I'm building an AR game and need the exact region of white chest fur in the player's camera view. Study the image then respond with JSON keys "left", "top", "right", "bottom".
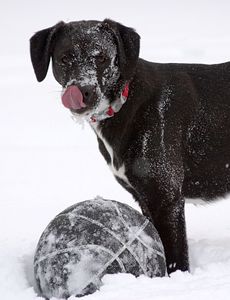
{"left": 91, "top": 123, "right": 132, "bottom": 188}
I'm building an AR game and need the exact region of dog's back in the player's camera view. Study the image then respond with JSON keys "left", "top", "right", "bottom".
{"left": 137, "top": 60, "right": 230, "bottom": 199}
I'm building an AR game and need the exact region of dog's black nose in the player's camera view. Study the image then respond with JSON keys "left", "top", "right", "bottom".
{"left": 80, "top": 85, "right": 96, "bottom": 105}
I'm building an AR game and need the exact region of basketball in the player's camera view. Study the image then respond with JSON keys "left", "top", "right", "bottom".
{"left": 34, "top": 197, "right": 166, "bottom": 298}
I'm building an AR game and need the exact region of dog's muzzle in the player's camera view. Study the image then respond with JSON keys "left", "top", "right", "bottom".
{"left": 62, "top": 85, "right": 96, "bottom": 111}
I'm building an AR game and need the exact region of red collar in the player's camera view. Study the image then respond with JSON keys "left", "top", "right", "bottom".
{"left": 90, "top": 83, "right": 129, "bottom": 123}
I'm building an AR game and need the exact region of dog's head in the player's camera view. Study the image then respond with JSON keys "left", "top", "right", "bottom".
{"left": 30, "top": 19, "right": 140, "bottom": 119}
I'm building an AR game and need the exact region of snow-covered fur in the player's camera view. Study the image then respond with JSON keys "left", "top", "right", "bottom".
{"left": 30, "top": 19, "right": 230, "bottom": 274}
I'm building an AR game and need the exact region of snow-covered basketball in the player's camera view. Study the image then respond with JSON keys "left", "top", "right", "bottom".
{"left": 34, "top": 197, "right": 166, "bottom": 298}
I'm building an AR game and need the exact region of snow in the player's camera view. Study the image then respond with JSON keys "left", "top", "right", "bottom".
{"left": 1, "top": 0, "right": 230, "bottom": 299}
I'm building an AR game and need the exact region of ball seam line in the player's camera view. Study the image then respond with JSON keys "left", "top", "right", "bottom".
{"left": 35, "top": 213, "right": 148, "bottom": 273}
{"left": 35, "top": 244, "right": 126, "bottom": 273}
{"left": 112, "top": 202, "right": 165, "bottom": 257}
{"left": 72, "top": 218, "right": 150, "bottom": 294}
{"left": 71, "top": 214, "right": 149, "bottom": 275}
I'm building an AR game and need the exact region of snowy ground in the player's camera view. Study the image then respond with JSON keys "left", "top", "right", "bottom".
{"left": 1, "top": 0, "right": 230, "bottom": 299}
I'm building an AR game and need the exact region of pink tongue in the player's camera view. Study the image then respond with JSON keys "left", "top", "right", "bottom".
{"left": 61, "top": 85, "right": 86, "bottom": 110}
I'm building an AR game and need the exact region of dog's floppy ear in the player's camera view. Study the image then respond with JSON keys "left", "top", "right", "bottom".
{"left": 102, "top": 19, "right": 140, "bottom": 81}
{"left": 30, "top": 22, "right": 64, "bottom": 82}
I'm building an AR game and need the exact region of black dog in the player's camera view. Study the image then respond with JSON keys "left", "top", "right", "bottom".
{"left": 30, "top": 19, "right": 230, "bottom": 274}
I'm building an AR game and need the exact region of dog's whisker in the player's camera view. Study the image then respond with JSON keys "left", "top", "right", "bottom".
{"left": 51, "top": 90, "right": 62, "bottom": 93}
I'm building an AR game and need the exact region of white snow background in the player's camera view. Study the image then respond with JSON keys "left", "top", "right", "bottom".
{"left": 1, "top": 0, "right": 230, "bottom": 299}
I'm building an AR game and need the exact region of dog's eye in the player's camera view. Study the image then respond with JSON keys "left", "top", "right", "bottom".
{"left": 60, "top": 53, "right": 75, "bottom": 66}
{"left": 61, "top": 55, "right": 69, "bottom": 64}
{"left": 95, "top": 53, "right": 107, "bottom": 63}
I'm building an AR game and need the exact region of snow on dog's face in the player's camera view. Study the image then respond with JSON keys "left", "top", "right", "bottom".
{"left": 52, "top": 21, "right": 120, "bottom": 117}
{"left": 30, "top": 19, "right": 140, "bottom": 119}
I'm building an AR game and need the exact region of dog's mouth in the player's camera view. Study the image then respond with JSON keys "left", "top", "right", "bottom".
{"left": 61, "top": 85, "right": 87, "bottom": 113}
{"left": 61, "top": 83, "right": 116, "bottom": 122}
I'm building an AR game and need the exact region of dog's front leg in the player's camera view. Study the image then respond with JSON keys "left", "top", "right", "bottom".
{"left": 137, "top": 186, "right": 189, "bottom": 274}
{"left": 152, "top": 195, "right": 189, "bottom": 274}
{"left": 130, "top": 157, "right": 189, "bottom": 274}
